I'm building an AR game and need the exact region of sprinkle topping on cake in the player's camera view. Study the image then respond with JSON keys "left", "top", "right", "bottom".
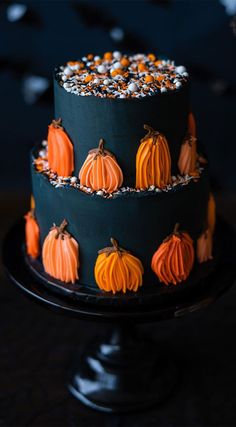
{"left": 56, "top": 52, "right": 189, "bottom": 99}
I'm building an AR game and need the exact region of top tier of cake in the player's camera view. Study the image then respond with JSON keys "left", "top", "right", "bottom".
{"left": 54, "top": 52, "right": 190, "bottom": 185}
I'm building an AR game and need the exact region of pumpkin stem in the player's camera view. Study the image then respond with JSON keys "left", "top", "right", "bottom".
{"left": 51, "top": 118, "right": 63, "bottom": 129}
{"left": 186, "top": 133, "right": 196, "bottom": 146}
{"left": 143, "top": 124, "right": 154, "bottom": 134}
{"left": 55, "top": 219, "right": 69, "bottom": 238}
{"left": 173, "top": 223, "right": 180, "bottom": 234}
{"left": 98, "top": 238, "right": 130, "bottom": 257}
{"left": 110, "top": 237, "right": 119, "bottom": 250}
{"left": 142, "top": 124, "right": 160, "bottom": 142}
{"left": 98, "top": 138, "right": 105, "bottom": 152}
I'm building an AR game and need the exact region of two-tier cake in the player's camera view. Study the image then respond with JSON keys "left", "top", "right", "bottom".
{"left": 24, "top": 52, "right": 215, "bottom": 296}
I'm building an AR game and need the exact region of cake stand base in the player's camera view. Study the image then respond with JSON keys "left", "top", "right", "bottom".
{"left": 68, "top": 323, "right": 176, "bottom": 413}
{"left": 2, "top": 219, "right": 236, "bottom": 413}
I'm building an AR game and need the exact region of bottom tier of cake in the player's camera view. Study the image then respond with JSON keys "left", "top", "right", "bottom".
{"left": 31, "top": 159, "right": 211, "bottom": 290}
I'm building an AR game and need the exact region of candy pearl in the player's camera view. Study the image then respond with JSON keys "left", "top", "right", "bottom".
{"left": 182, "top": 72, "right": 189, "bottom": 77}
{"left": 94, "top": 55, "right": 101, "bottom": 61}
{"left": 97, "top": 65, "right": 107, "bottom": 74}
{"left": 64, "top": 67, "right": 73, "bottom": 76}
{"left": 103, "top": 79, "right": 110, "bottom": 85}
{"left": 160, "top": 87, "right": 167, "bottom": 93}
{"left": 128, "top": 83, "right": 138, "bottom": 92}
{"left": 119, "top": 94, "right": 126, "bottom": 99}
{"left": 175, "top": 81, "right": 182, "bottom": 88}
{"left": 113, "top": 61, "right": 122, "bottom": 69}
{"left": 113, "top": 51, "right": 122, "bottom": 60}
{"left": 93, "top": 78, "right": 100, "bottom": 84}
{"left": 175, "top": 65, "right": 186, "bottom": 74}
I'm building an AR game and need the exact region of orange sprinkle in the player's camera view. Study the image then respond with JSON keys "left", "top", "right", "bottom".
{"left": 111, "top": 68, "right": 123, "bottom": 77}
{"left": 144, "top": 75, "right": 154, "bottom": 83}
{"left": 84, "top": 75, "right": 93, "bottom": 83}
{"left": 154, "top": 60, "right": 162, "bottom": 66}
{"left": 67, "top": 61, "right": 78, "bottom": 66}
{"left": 120, "top": 57, "right": 130, "bottom": 67}
{"left": 148, "top": 53, "right": 156, "bottom": 61}
{"left": 104, "top": 52, "right": 113, "bottom": 61}
{"left": 138, "top": 63, "right": 147, "bottom": 72}
{"left": 87, "top": 54, "right": 94, "bottom": 60}
{"left": 156, "top": 75, "right": 164, "bottom": 81}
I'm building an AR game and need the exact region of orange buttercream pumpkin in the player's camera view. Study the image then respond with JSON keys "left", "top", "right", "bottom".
{"left": 178, "top": 134, "right": 198, "bottom": 176}
{"left": 47, "top": 118, "right": 74, "bottom": 177}
{"left": 42, "top": 219, "right": 79, "bottom": 284}
{"left": 151, "top": 224, "right": 194, "bottom": 285}
{"left": 208, "top": 193, "right": 216, "bottom": 234}
{"left": 94, "top": 238, "right": 144, "bottom": 294}
{"left": 24, "top": 210, "right": 40, "bottom": 259}
{"left": 79, "top": 139, "right": 123, "bottom": 193}
{"left": 197, "top": 229, "right": 213, "bottom": 263}
{"left": 135, "top": 124, "right": 172, "bottom": 189}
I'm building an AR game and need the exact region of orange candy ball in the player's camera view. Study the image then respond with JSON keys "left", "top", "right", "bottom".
{"left": 84, "top": 75, "right": 93, "bottom": 83}
{"left": 144, "top": 75, "right": 154, "bottom": 83}
{"left": 104, "top": 52, "right": 113, "bottom": 61}
{"left": 120, "top": 57, "right": 130, "bottom": 67}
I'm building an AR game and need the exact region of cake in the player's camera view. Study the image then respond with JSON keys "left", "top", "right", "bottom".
{"left": 24, "top": 52, "right": 216, "bottom": 296}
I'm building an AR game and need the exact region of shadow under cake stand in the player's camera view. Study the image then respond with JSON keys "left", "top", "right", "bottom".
{"left": 3, "top": 218, "right": 236, "bottom": 414}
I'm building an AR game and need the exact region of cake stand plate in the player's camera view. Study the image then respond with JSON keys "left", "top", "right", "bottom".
{"left": 2, "top": 219, "right": 236, "bottom": 413}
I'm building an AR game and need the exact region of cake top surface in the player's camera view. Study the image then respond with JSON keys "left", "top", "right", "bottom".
{"left": 56, "top": 52, "right": 189, "bottom": 99}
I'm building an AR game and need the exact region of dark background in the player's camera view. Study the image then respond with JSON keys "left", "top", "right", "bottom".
{"left": 1, "top": 1, "right": 236, "bottom": 426}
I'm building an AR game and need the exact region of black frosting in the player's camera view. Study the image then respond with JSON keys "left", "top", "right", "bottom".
{"left": 54, "top": 74, "right": 190, "bottom": 185}
{"left": 32, "top": 162, "right": 210, "bottom": 289}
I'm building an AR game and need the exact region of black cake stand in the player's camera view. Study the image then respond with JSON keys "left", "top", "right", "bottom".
{"left": 2, "top": 218, "right": 236, "bottom": 414}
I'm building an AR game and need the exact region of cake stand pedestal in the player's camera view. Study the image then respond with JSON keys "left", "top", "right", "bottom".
{"left": 3, "top": 219, "right": 236, "bottom": 413}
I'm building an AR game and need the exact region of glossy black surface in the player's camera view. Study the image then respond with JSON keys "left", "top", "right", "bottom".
{"left": 68, "top": 324, "right": 177, "bottom": 413}
{"left": 54, "top": 75, "right": 189, "bottom": 183}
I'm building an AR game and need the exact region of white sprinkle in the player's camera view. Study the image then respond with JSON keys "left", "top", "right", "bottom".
{"left": 94, "top": 55, "right": 101, "bottom": 61}
{"left": 113, "top": 51, "right": 122, "bottom": 60}
{"left": 113, "top": 61, "right": 122, "bottom": 69}
{"left": 103, "top": 79, "right": 110, "bottom": 85}
{"left": 148, "top": 185, "right": 155, "bottom": 191}
{"left": 182, "top": 72, "right": 189, "bottom": 77}
{"left": 42, "top": 140, "right": 47, "bottom": 147}
{"left": 114, "top": 74, "right": 123, "bottom": 80}
{"left": 70, "top": 177, "right": 77, "bottom": 183}
{"left": 82, "top": 57, "right": 87, "bottom": 62}
{"left": 128, "top": 83, "right": 138, "bottom": 92}
{"left": 160, "top": 87, "right": 167, "bottom": 93}
{"left": 119, "top": 94, "right": 126, "bottom": 99}
{"left": 97, "top": 190, "right": 104, "bottom": 196}
{"left": 97, "top": 65, "right": 107, "bottom": 74}
{"left": 93, "top": 78, "right": 100, "bottom": 84}
{"left": 175, "top": 65, "right": 186, "bottom": 74}
{"left": 175, "top": 81, "right": 182, "bottom": 88}
{"left": 64, "top": 66, "right": 73, "bottom": 76}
